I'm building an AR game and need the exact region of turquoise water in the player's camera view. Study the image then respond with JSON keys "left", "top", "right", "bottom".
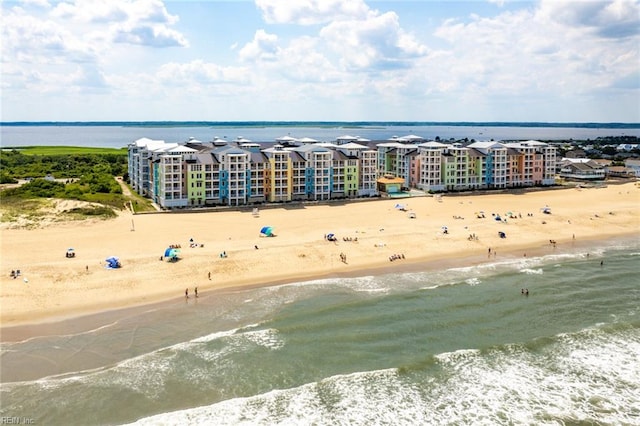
{"left": 1, "top": 237, "right": 639, "bottom": 425}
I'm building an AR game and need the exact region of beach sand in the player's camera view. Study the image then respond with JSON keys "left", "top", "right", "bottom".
{"left": 1, "top": 182, "right": 639, "bottom": 332}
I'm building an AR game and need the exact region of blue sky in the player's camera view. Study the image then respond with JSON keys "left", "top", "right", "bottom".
{"left": 1, "top": 0, "right": 639, "bottom": 122}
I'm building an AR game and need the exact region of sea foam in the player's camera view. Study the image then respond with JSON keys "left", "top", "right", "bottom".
{"left": 125, "top": 325, "right": 640, "bottom": 425}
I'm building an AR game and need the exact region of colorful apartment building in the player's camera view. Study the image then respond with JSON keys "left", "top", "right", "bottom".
{"left": 128, "top": 137, "right": 380, "bottom": 208}
{"left": 128, "top": 136, "right": 556, "bottom": 208}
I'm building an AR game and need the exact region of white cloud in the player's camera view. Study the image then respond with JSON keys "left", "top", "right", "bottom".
{"left": 51, "top": 0, "right": 177, "bottom": 25}
{"left": 1, "top": 0, "right": 189, "bottom": 99}
{"left": 112, "top": 23, "right": 188, "bottom": 48}
{"left": 51, "top": 0, "right": 127, "bottom": 23}
{"left": 255, "top": 0, "right": 369, "bottom": 25}
{"left": 426, "top": 3, "right": 639, "bottom": 102}
{"left": 320, "top": 11, "right": 428, "bottom": 71}
{"left": 50, "top": 0, "right": 188, "bottom": 47}
{"left": 252, "top": 0, "right": 428, "bottom": 73}
{"left": 20, "top": 0, "right": 51, "bottom": 8}
{"left": 156, "top": 60, "right": 251, "bottom": 87}
{"left": 273, "top": 37, "right": 341, "bottom": 83}
{"left": 239, "top": 30, "right": 280, "bottom": 62}
{"left": 2, "top": 7, "right": 98, "bottom": 66}
{"left": 2, "top": 0, "right": 638, "bottom": 121}
{"left": 538, "top": 0, "right": 640, "bottom": 38}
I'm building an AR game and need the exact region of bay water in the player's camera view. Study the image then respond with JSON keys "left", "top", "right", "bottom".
{"left": 1, "top": 236, "right": 639, "bottom": 425}
{"left": 2, "top": 122, "right": 639, "bottom": 149}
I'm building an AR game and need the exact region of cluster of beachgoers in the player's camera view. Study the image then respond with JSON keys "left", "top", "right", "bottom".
{"left": 1, "top": 182, "right": 638, "bottom": 332}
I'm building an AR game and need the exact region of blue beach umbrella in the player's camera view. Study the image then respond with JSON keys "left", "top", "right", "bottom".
{"left": 260, "top": 226, "right": 275, "bottom": 237}
{"left": 105, "top": 256, "right": 121, "bottom": 269}
{"left": 164, "top": 248, "right": 180, "bottom": 259}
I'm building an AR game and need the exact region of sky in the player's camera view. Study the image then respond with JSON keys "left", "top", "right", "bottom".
{"left": 1, "top": 0, "right": 639, "bottom": 123}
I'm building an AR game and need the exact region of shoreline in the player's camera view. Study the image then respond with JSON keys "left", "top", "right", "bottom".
{"left": 1, "top": 233, "right": 637, "bottom": 343}
{"left": 1, "top": 182, "right": 638, "bottom": 338}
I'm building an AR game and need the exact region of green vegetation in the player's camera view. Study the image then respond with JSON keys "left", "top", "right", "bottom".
{"left": 0, "top": 146, "right": 155, "bottom": 224}
{"left": 123, "top": 183, "right": 159, "bottom": 214}
{"left": 5, "top": 146, "right": 129, "bottom": 156}
{"left": 0, "top": 146, "right": 128, "bottom": 180}
{"left": 1, "top": 177, "right": 125, "bottom": 210}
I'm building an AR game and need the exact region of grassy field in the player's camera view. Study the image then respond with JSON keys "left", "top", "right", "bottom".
{"left": 3, "top": 146, "right": 128, "bottom": 155}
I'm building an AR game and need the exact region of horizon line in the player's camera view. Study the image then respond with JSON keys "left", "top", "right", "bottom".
{"left": 2, "top": 120, "right": 639, "bottom": 127}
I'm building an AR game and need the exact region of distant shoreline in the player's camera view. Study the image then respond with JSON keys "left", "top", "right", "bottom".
{"left": 2, "top": 121, "right": 640, "bottom": 129}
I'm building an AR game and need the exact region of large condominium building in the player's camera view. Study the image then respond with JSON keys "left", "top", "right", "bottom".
{"left": 128, "top": 136, "right": 556, "bottom": 209}
{"left": 128, "top": 137, "right": 380, "bottom": 208}
{"left": 411, "top": 140, "right": 556, "bottom": 192}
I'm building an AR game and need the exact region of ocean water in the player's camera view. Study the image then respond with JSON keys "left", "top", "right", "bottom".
{"left": 1, "top": 122, "right": 639, "bottom": 149}
{"left": 1, "top": 237, "right": 639, "bottom": 425}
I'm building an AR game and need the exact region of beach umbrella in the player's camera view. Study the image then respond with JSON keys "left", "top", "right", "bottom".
{"left": 260, "top": 226, "right": 275, "bottom": 237}
{"left": 105, "top": 256, "right": 121, "bottom": 269}
{"left": 164, "top": 248, "right": 180, "bottom": 259}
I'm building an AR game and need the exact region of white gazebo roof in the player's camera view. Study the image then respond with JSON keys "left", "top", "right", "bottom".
{"left": 418, "top": 141, "right": 448, "bottom": 148}
{"left": 336, "top": 135, "right": 359, "bottom": 141}
{"left": 339, "top": 142, "right": 369, "bottom": 149}
{"left": 167, "top": 145, "right": 198, "bottom": 153}
{"left": 298, "top": 137, "right": 319, "bottom": 143}
{"left": 133, "top": 137, "right": 165, "bottom": 147}
{"left": 468, "top": 141, "right": 506, "bottom": 149}
{"left": 150, "top": 143, "right": 179, "bottom": 152}
{"left": 397, "top": 134, "right": 425, "bottom": 142}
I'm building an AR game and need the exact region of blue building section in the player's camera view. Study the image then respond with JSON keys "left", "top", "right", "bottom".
{"left": 305, "top": 167, "right": 315, "bottom": 196}
{"left": 246, "top": 169, "right": 252, "bottom": 197}
{"left": 485, "top": 154, "right": 494, "bottom": 186}
{"left": 219, "top": 170, "right": 229, "bottom": 201}
{"left": 329, "top": 167, "right": 334, "bottom": 191}
{"left": 153, "top": 164, "right": 159, "bottom": 203}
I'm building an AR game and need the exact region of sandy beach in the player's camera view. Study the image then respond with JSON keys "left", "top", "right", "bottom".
{"left": 1, "top": 182, "right": 639, "bottom": 330}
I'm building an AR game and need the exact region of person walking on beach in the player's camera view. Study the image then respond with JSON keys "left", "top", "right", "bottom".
{"left": 185, "top": 288, "right": 189, "bottom": 299}
{"left": 195, "top": 287, "right": 198, "bottom": 298}
{"left": 208, "top": 271, "right": 211, "bottom": 280}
